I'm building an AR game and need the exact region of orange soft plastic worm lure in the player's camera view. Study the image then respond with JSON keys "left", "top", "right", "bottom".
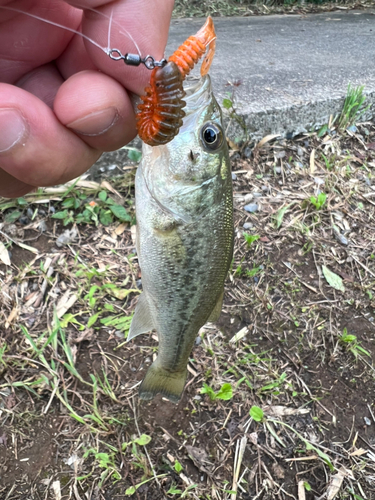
{"left": 136, "top": 17, "right": 216, "bottom": 147}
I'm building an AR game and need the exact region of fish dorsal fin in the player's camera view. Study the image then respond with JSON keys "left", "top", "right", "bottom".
{"left": 128, "top": 293, "right": 154, "bottom": 341}
{"left": 207, "top": 289, "right": 224, "bottom": 323}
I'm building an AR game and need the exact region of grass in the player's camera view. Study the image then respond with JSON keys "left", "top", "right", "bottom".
{"left": 0, "top": 122, "right": 375, "bottom": 498}
{"left": 172, "top": 0, "right": 364, "bottom": 17}
{"left": 337, "top": 83, "right": 370, "bottom": 131}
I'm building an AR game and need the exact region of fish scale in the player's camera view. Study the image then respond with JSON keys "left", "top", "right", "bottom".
{"left": 128, "top": 75, "right": 233, "bottom": 403}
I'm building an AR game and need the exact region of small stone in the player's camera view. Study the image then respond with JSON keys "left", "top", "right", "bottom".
{"left": 231, "top": 173, "right": 237, "bottom": 181}
{"left": 49, "top": 206, "right": 55, "bottom": 214}
{"left": 56, "top": 228, "right": 78, "bottom": 247}
{"left": 334, "top": 232, "right": 349, "bottom": 246}
{"left": 38, "top": 220, "right": 48, "bottom": 232}
{"left": 347, "top": 125, "right": 357, "bottom": 133}
{"left": 243, "top": 193, "right": 254, "bottom": 203}
{"left": 274, "top": 167, "right": 282, "bottom": 174}
{"left": 364, "top": 417, "right": 371, "bottom": 426}
{"left": 297, "top": 147, "right": 304, "bottom": 157}
{"left": 314, "top": 177, "right": 325, "bottom": 185}
{"left": 243, "top": 222, "right": 254, "bottom": 229}
{"left": 195, "top": 336, "right": 201, "bottom": 346}
{"left": 19, "top": 216, "right": 29, "bottom": 225}
{"left": 244, "top": 203, "right": 259, "bottom": 213}
{"left": 276, "top": 150, "right": 286, "bottom": 159}
{"left": 136, "top": 279, "right": 142, "bottom": 290}
{"left": 295, "top": 161, "right": 304, "bottom": 169}
{"left": 243, "top": 147, "right": 252, "bottom": 158}
{"left": 27, "top": 208, "right": 34, "bottom": 219}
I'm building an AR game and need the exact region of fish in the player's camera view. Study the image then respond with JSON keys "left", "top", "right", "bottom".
{"left": 128, "top": 73, "right": 234, "bottom": 403}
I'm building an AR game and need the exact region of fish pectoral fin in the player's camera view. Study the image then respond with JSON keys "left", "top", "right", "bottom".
{"left": 139, "top": 358, "right": 187, "bottom": 404}
{"left": 128, "top": 293, "right": 154, "bottom": 341}
{"left": 207, "top": 289, "right": 224, "bottom": 323}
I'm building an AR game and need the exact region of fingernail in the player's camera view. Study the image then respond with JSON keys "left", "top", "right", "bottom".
{"left": 0, "top": 108, "right": 27, "bottom": 153}
{"left": 67, "top": 107, "right": 119, "bottom": 136}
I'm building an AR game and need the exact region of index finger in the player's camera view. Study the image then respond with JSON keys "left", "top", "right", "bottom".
{"left": 58, "top": 0, "right": 174, "bottom": 96}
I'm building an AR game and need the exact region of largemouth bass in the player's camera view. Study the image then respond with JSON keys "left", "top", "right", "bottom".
{"left": 129, "top": 75, "right": 234, "bottom": 403}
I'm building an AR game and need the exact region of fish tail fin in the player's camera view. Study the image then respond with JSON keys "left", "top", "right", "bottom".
{"left": 139, "top": 358, "right": 187, "bottom": 404}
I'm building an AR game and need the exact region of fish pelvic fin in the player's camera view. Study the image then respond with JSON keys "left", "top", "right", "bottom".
{"left": 139, "top": 358, "right": 187, "bottom": 404}
{"left": 128, "top": 293, "right": 154, "bottom": 341}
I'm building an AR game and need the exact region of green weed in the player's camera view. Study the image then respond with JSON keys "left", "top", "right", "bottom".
{"left": 305, "top": 192, "right": 327, "bottom": 210}
{"left": 243, "top": 233, "right": 260, "bottom": 247}
{"left": 222, "top": 95, "right": 248, "bottom": 142}
{"left": 338, "top": 83, "right": 370, "bottom": 131}
{"left": 201, "top": 382, "right": 233, "bottom": 401}
{"left": 250, "top": 406, "right": 335, "bottom": 472}
{"left": 339, "top": 328, "right": 371, "bottom": 359}
{"left": 249, "top": 405, "right": 264, "bottom": 422}
{"left": 174, "top": 460, "right": 183, "bottom": 473}
{"left": 83, "top": 449, "right": 121, "bottom": 486}
{"left": 52, "top": 189, "right": 132, "bottom": 226}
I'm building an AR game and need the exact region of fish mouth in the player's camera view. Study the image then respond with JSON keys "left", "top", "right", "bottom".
{"left": 182, "top": 75, "right": 213, "bottom": 117}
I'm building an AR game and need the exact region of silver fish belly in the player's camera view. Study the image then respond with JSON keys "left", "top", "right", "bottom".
{"left": 128, "top": 75, "right": 234, "bottom": 403}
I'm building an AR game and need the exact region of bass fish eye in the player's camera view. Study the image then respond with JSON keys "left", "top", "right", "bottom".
{"left": 200, "top": 123, "right": 224, "bottom": 152}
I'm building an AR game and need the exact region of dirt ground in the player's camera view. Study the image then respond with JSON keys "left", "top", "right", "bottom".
{"left": 0, "top": 120, "right": 375, "bottom": 499}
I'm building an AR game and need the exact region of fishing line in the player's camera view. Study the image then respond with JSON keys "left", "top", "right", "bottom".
{"left": 0, "top": 4, "right": 109, "bottom": 54}
{"left": 0, "top": 3, "right": 143, "bottom": 57}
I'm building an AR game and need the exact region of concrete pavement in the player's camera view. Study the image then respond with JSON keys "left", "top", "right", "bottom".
{"left": 90, "top": 9, "right": 375, "bottom": 178}
{"left": 168, "top": 9, "right": 375, "bottom": 140}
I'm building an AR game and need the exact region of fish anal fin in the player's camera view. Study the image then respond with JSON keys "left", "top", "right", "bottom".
{"left": 128, "top": 293, "right": 154, "bottom": 341}
{"left": 207, "top": 289, "right": 224, "bottom": 323}
{"left": 139, "top": 358, "right": 187, "bottom": 404}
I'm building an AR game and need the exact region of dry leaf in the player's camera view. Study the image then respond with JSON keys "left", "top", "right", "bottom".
{"left": 349, "top": 448, "right": 367, "bottom": 457}
{"left": 297, "top": 480, "right": 306, "bottom": 500}
{"left": 0, "top": 241, "right": 10, "bottom": 266}
{"left": 52, "top": 480, "right": 62, "bottom": 500}
{"left": 255, "top": 134, "right": 280, "bottom": 150}
{"left": 114, "top": 223, "right": 127, "bottom": 236}
{"left": 131, "top": 225, "right": 137, "bottom": 245}
{"left": 326, "top": 471, "right": 344, "bottom": 500}
{"left": 322, "top": 265, "right": 345, "bottom": 292}
{"left": 72, "top": 329, "right": 95, "bottom": 344}
{"left": 100, "top": 180, "right": 124, "bottom": 200}
{"left": 55, "top": 292, "right": 78, "bottom": 319}
{"left": 5, "top": 307, "right": 18, "bottom": 328}
{"left": 310, "top": 148, "right": 315, "bottom": 173}
{"left": 229, "top": 326, "right": 248, "bottom": 343}
{"left": 227, "top": 138, "right": 239, "bottom": 151}
{"left": 265, "top": 405, "right": 310, "bottom": 417}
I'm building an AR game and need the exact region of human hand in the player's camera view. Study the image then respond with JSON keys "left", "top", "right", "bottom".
{"left": 0, "top": 0, "right": 174, "bottom": 198}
